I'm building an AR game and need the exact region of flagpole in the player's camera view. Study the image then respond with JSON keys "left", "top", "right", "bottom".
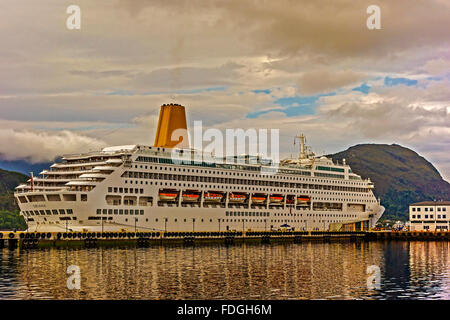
{"left": 30, "top": 172, "right": 34, "bottom": 192}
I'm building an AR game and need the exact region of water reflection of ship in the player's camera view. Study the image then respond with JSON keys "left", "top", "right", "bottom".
{"left": 7, "top": 242, "right": 392, "bottom": 299}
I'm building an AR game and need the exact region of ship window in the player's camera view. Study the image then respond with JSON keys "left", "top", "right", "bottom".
{"left": 108, "top": 209, "right": 112, "bottom": 215}
{"left": 119, "top": 209, "right": 123, "bottom": 215}
{"left": 67, "top": 209, "right": 73, "bottom": 214}
{"left": 140, "top": 210, "right": 144, "bottom": 215}
{"left": 103, "top": 209, "right": 107, "bottom": 214}
{"left": 52, "top": 210, "right": 58, "bottom": 215}
{"left": 63, "top": 194, "right": 76, "bottom": 201}
{"left": 114, "top": 209, "right": 118, "bottom": 215}
{"left": 81, "top": 194, "right": 87, "bottom": 201}
{"left": 108, "top": 187, "right": 112, "bottom": 192}
{"left": 47, "top": 194, "right": 61, "bottom": 202}
{"left": 125, "top": 210, "right": 129, "bottom": 215}
{"left": 59, "top": 209, "right": 65, "bottom": 215}
{"left": 30, "top": 195, "right": 46, "bottom": 202}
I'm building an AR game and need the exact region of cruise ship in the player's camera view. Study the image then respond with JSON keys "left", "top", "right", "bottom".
{"left": 14, "top": 104, "right": 384, "bottom": 233}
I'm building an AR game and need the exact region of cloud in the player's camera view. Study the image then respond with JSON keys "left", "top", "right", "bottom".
{"left": 131, "top": 62, "right": 245, "bottom": 91}
{"left": 423, "top": 58, "right": 450, "bottom": 76}
{"left": 0, "top": 0, "right": 449, "bottom": 180}
{"left": 0, "top": 129, "right": 106, "bottom": 163}
{"left": 298, "top": 70, "right": 366, "bottom": 95}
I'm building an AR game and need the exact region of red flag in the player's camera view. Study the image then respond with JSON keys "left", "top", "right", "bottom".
{"left": 30, "top": 172, "right": 34, "bottom": 191}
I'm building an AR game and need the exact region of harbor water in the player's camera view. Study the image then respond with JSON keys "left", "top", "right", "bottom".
{"left": 0, "top": 241, "right": 448, "bottom": 299}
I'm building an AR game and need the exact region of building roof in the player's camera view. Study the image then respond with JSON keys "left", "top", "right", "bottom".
{"left": 410, "top": 201, "right": 450, "bottom": 206}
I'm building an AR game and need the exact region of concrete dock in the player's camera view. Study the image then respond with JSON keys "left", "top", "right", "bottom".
{"left": 0, "top": 230, "right": 449, "bottom": 249}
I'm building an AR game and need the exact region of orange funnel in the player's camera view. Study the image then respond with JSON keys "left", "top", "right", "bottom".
{"left": 153, "top": 104, "right": 189, "bottom": 148}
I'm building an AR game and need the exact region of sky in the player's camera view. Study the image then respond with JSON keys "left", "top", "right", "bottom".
{"left": 0, "top": 0, "right": 449, "bottom": 180}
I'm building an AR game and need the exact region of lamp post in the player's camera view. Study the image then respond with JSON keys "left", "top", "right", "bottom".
{"left": 135, "top": 218, "right": 137, "bottom": 232}
{"left": 218, "top": 218, "right": 221, "bottom": 232}
{"left": 164, "top": 218, "right": 168, "bottom": 232}
{"left": 192, "top": 218, "right": 195, "bottom": 232}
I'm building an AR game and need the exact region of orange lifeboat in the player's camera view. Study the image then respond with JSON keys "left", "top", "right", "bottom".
{"left": 269, "top": 194, "right": 284, "bottom": 204}
{"left": 252, "top": 194, "right": 267, "bottom": 204}
{"left": 229, "top": 193, "right": 247, "bottom": 203}
{"left": 297, "top": 195, "right": 310, "bottom": 205}
{"left": 159, "top": 190, "right": 178, "bottom": 201}
{"left": 182, "top": 191, "right": 200, "bottom": 202}
{"left": 204, "top": 192, "right": 223, "bottom": 202}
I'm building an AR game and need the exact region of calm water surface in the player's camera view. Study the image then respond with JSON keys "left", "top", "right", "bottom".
{"left": 0, "top": 241, "right": 449, "bottom": 299}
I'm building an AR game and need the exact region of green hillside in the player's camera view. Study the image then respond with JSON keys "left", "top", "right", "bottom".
{"left": 331, "top": 144, "right": 450, "bottom": 220}
{"left": 0, "top": 168, "right": 28, "bottom": 230}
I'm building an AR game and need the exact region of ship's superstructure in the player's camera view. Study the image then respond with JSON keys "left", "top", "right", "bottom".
{"left": 14, "top": 104, "right": 384, "bottom": 232}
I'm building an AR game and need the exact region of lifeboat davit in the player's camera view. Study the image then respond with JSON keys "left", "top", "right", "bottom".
{"left": 204, "top": 192, "right": 223, "bottom": 202}
{"left": 182, "top": 192, "right": 200, "bottom": 202}
{"left": 297, "top": 195, "right": 310, "bottom": 205}
{"left": 229, "top": 193, "right": 246, "bottom": 203}
{"left": 269, "top": 194, "right": 284, "bottom": 204}
{"left": 251, "top": 194, "right": 267, "bottom": 204}
{"left": 286, "top": 195, "right": 295, "bottom": 204}
{"left": 159, "top": 190, "right": 178, "bottom": 201}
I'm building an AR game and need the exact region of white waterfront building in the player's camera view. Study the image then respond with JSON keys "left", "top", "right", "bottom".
{"left": 409, "top": 201, "right": 450, "bottom": 231}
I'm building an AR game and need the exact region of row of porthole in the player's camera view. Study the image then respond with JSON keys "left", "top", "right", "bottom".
{"left": 132, "top": 162, "right": 365, "bottom": 187}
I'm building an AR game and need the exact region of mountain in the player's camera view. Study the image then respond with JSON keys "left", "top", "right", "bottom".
{"left": 330, "top": 144, "right": 450, "bottom": 220}
{"left": 0, "top": 168, "right": 28, "bottom": 230}
{"left": 0, "top": 159, "right": 52, "bottom": 176}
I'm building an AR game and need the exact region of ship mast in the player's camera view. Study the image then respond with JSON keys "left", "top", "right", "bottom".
{"left": 294, "top": 134, "right": 307, "bottom": 160}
